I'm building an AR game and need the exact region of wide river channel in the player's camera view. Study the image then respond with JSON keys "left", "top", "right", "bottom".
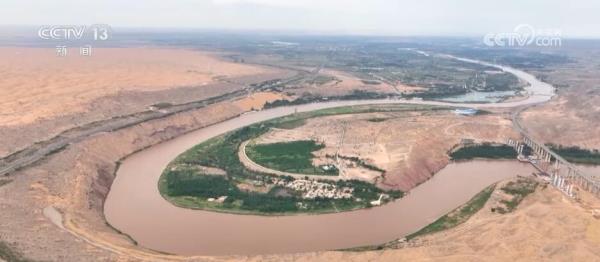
{"left": 104, "top": 55, "right": 556, "bottom": 255}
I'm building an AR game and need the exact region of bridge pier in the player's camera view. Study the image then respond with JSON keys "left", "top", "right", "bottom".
{"left": 508, "top": 138, "right": 525, "bottom": 155}
{"left": 517, "top": 141, "right": 523, "bottom": 154}
{"left": 569, "top": 184, "right": 574, "bottom": 196}
{"left": 540, "top": 150, "right": 545, "bottom": 161}
{"left": 517, "top": 137, "right": 598, "bottom": 199}
{"left": 584, "top": 180, "right": 590, "bottom": 191}
{"left": 559, "top": 176, "right": 563, "bottom": 188}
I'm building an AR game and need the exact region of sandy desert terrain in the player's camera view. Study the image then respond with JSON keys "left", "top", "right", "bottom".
{"left": 0, "top": 47, "right": 290, "bottom": 157}
{"left": 520, "top": 47, "right": 600, "bottom": 149}
{"left": 522, "top": 94, "right": 600, "bottom": 149}
{"left": 0, "top": 47, "right": 270, "bottom": 126}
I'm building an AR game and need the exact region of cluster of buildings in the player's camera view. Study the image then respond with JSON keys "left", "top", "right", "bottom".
{"left": 272, "top": 178, "right": 354, "bottom": 199}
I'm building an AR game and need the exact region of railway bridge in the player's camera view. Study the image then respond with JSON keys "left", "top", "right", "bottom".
{"left": 509, "top": 108, "right": 600, "bottom": 199}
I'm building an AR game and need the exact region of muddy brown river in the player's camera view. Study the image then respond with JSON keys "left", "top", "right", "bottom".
{"left": 104, "top": 55, "right": 554, "bottom": 255}
{"left": 103, "top": 100, "right": 538, "bottom": 255}
{"left": 106, "top": 153, "right": 533, "bottom": 255}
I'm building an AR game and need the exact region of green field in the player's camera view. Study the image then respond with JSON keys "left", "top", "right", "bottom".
{"left": 159, "top": 104, "right": 422, "bottom": 215}
{"left": 274, "top": 118, "right": 306, "bottom": 129}
{"left": 450, "top": 143, "right": 517, "bottom": 160}
{"left": 547, "top": 144, "right": 600, "bottom": 165}
{"left": 246, "top": 140, "right": 337, "bottom": 175}
{"left": 492, "top": 177, "right": 538, "bottom": 214}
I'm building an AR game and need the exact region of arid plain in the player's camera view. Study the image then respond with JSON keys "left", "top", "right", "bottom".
{"left": 0, "top": 47, "right": 288, "bottom": 157}
{"left": 1, "top": 42, "right": 599, "bottom": 262}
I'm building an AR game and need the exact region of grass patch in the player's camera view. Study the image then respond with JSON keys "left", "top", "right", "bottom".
{"left": 150, "top": 102, "right": 173, "bottom": 109}
{"left": 246, "top": 140, "right": 337, "bottom": 175}
{"left": 547, "top": 144, "right": 600, "bottom": 165}
{"left": 450, "top": 143, "right": 517, "bottom": 160}
{"left": 164, "top": 172, "right": 239, "bottom": 198}
{"left": 307, "top": 75, "right": 337, "bottom": 85}
{"left": 406, "top": 184, "right": 496, "bottom": 240}
{"left": 366, "top": 117, "right": 388, "bottom": 122}
{"left": 492, "top": 177, "right": 538, "bottom": 214}
{"left": 0, "top": 241, "right": 35, "bottom": 262}
{"left": 0, "top": 179, "right": 12, "bottom": 187}
{"left": 275, "top": 118, "right": 306, "bottom": 129}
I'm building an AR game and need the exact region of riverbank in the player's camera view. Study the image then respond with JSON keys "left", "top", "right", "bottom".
{"left": 343, "top": 176, "right": 540, "bottom": 251}
{"left": 111, "top": 142, "right": 535, "bottom": 256}
{"left": 341, "top": 183, "right": 497, "bottom": 251}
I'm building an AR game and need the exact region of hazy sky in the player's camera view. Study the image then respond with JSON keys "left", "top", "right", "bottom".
{"left": 2, "top": 0, "right": 599, "bottom": 37}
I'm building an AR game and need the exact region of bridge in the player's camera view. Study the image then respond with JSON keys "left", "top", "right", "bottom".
{"left": 510, "top": 106, "right": 600, "bottom": 199}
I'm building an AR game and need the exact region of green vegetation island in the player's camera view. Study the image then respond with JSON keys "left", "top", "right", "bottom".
{"left": 158, "top": 104, "right": 448, "bottom": 215}
{"left": 449, "top": 143, "right": 517, "bottom": 161}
